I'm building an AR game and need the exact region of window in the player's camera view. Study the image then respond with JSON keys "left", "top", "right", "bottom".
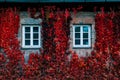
{"left": 73, "top": 25, "right": 91, "bottom": 48}
{"left": 22, "top": 25, "right": 41, "bottom": 48}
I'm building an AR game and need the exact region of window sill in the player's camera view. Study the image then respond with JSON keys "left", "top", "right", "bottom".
{"left": 21, "top": 46, "right": 41, "bottom": 50}
{"left": 72, "top": 46, "right": 92, "bottom": 49}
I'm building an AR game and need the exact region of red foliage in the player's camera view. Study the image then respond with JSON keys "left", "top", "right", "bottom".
{"left": 0, "top": 8, "right": 23, "bottom": 79}
{"left": 0, "top": 7, "right": 120, "bottom": 80}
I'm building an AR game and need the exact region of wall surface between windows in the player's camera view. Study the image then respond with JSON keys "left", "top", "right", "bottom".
{"left": 70, "top": 12, "right": 95, "bottom": 57}
{"left": 19, "top": 12, "right": 96, "bottom": 62}
{"left": 19, "top": 12, "right": 42, "bottom": 63}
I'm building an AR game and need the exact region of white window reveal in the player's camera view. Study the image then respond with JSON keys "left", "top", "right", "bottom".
{"left": 73, "top": 25, "right": 91, "bottom": 48}
{"left": 22, "top": 25, "right": 41, "bottom": 48}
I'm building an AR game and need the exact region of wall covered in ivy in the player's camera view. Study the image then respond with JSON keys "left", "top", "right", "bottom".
{"left": 0, "top": 7, "right": 120, "bottom": 79}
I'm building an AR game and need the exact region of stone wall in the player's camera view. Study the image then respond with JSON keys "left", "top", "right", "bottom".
{"left": 69, "top": 12, "right": 96, "bottom": 57}
{"left": 19, "top": 12, "right": 42, "bottom": 63}
{"left": 19, "top": 12, "right": 96, "bottom": 62}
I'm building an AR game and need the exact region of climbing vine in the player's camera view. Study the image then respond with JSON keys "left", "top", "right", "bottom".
{"left": 0, "top": 8, "right": 23, "bottom": 79}
{"left": 0, "top": 6, "right": 120, "bottom": 79}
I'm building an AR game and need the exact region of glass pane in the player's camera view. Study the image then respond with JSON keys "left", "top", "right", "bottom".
{"left": 33, "top": 33, "right": 38, "bottom": 39}
{"left": 83, "top": 39, "right": 88, "bottom": 45}
{"left": 25, "top": 33, "right": 30, "bottom": 39}
{"left": 75, "top": 33, "right": 80, "bottom": 38}
{"left": 33, "top": 40, "right": 39, "bottom": 45}
{"left": 25, "top": 40, "right": 30, "bottom": 45}
{"left": 83, "top": 26, "right": 88, "bottom": 32}
{"left": 83, "top": 33, "right": 88, "bottom": 38}
{"left": 33, "top": 27, "right": 38, "bottom": 32}
{"left": 75, "top": 27, "right": 80, "bottom": 32}
{"left": 75, "top": 39, "right": 80, "bottom": 45}
{"left": 25, "top": 27, "right": 30, "bottom": 32}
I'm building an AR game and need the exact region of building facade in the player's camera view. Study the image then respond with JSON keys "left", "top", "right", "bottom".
{"left": 0, "top": 0, "right": 120, "bottom": 62}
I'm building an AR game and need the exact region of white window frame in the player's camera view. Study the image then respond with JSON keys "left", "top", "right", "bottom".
{"left": 73, "top": 24, "right": 91, "bottom": 48}
{"left": 22, "top": 25, "right": 41, "bottom": 48}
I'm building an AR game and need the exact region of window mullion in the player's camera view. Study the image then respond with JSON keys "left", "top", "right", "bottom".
{"left": 81, "top": 26, "right": 83, "bottom": 47}
{"left": 31, "top": 26, "right": 33, "bottom": 47}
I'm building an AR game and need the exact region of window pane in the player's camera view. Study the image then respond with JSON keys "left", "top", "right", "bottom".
{"left": 83, "top": 39, "right": 88, "bottom": 45}
{"left": 25, "top": 27, "right": 30, "bottom": 32}
{"left": 83, "top": 26, "right": 88, "bottom": 32}
{"left": 25, "top": 40, "right": 30, "bottom": 45}
{"left": 33, "top": 27, "right": 38, "bottom": 32}
{"left": 75, "top": 27, "right": 80, "bottom": 32}
{"left": 75, "top": 33, "right": 80, "bottom": 38}
{"left": 33, "top": 33, "right": 38, "bottom": 39}
{"left": 25, "top": 33, "right": 30, "bottom": 39}
{"left": 83, "top": 33, "right": 88, "bottom": 38}
{"left": 33, "top": 40, "right": 39, "bottom": 45}
{"left": 75, "top": 39, "right": 80, "bottom": 45}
